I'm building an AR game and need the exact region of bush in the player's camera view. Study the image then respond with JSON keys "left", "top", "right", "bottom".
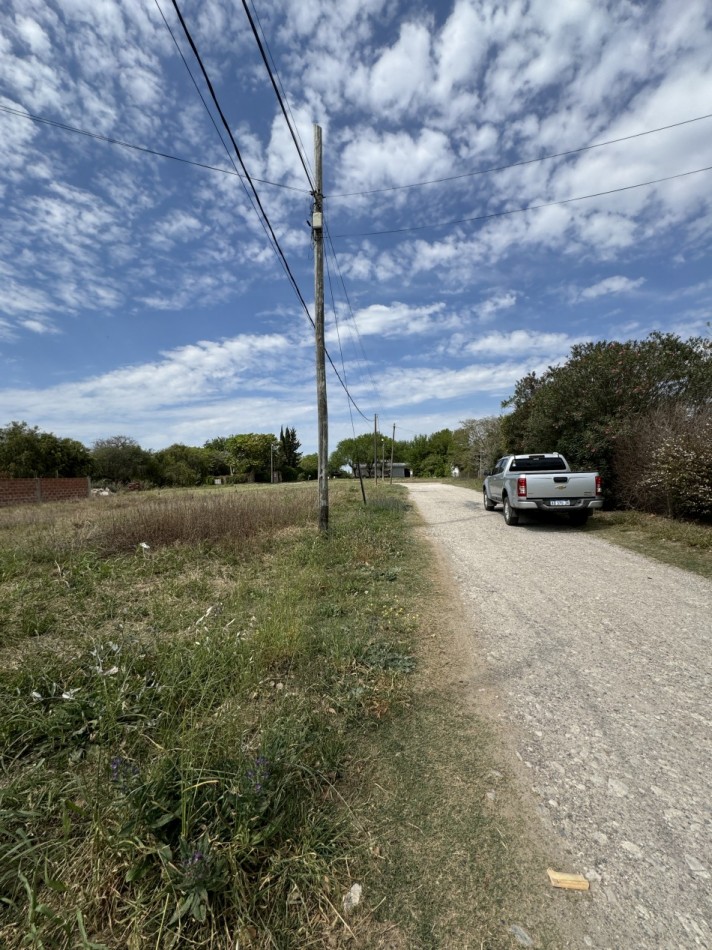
{"left": 614, "top": 404, "right": 712, "bottom": 520}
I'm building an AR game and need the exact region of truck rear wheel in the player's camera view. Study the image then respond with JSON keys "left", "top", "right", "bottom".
{"left": 503, "top": 494, "right": 519, "bottom": 526}
{"left": 568, "top": 510, "right": 590, "bottom": 527}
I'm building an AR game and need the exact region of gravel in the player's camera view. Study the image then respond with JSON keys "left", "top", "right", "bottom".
{"left": 406, "top": 482, "right": 712, "bottom": 950}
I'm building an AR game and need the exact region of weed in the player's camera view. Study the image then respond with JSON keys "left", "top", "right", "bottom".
{"left": 0, "top": 484, "right": 418, "bottom": 948}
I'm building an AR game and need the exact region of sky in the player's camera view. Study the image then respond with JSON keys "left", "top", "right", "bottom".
{"left": 1, "top": 0, "right": 711, "bottom": 454}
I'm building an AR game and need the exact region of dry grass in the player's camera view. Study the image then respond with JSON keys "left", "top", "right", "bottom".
{"left": 0, "top": 483, "right": 419, "bottom": 948}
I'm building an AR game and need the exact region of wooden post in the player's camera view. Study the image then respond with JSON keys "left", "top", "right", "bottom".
{"left": 390, "top": 423, "right": 396, "bottom": 484}
{"left": 373, "top": 414, "right": 378, "bottom": 484}
{"left": 313, "top": 124, "right": 328, "bottom": 533}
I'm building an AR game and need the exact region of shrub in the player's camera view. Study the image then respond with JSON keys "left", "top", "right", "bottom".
{"left": 613, "top": 404, "right": 712, "bottom": 520}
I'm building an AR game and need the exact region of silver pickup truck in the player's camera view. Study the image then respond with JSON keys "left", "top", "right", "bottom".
{"left": 483, "top": 453, "right": 603, "bottom": 526}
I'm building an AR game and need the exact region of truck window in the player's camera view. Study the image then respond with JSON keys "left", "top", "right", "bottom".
{"left": 509, "top": 456, "right": 567, "bottom": 472}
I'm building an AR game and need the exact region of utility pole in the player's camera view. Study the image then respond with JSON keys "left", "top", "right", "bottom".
{"left": 390, "top": 423, "right": 396, "bottom": 484}
{"left": 373, "top": 414, "right": 378, "bottom": 484}
{"left": 313, "top": 124, "right": 328, "bottom": 533}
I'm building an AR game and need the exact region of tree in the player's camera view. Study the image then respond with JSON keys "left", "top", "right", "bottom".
{"left": 203, "top": 437, "right": 233, "bottom": 477}
{"left": 92, "top": 436, "right": 151, "bottom": 483}
{"left": 401, "top": 429, "right": 455, "bottom": 477}
{"left": 298, "top": 453, "right": 319, "bottom": 480}
{"left": 154, "top": 444, "right": 210, "bottom": 487}
{"left": 0, "top": 421, "right": 92, "bottom": 477}
{"left": 329, "top": 433, "right": 378, "bottom": 475}
{"left": 279, "top": 426, "right": 302, "bottom": 468}
{"left": 500, "top": 332, "right": 712, "bottom": 506}
{"left": 455, "top": 417, "right": 505, "bottom": 476}
{"left": 226, "top": 433, "right": 277, "bottom": 482}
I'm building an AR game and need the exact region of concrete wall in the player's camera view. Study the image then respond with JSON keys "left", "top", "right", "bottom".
{"left": 0, "top": 477, "right": 91, "bottom": 508}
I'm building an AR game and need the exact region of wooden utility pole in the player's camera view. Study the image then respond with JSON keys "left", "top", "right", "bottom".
{"left": 373, "top": 414, "right": 378, "bottom": 484}
{"left": 313, "top": 124, "right": 328, "bottom": 533}
{"left": 390, "top": 423, "right": 396, "bottom": 484}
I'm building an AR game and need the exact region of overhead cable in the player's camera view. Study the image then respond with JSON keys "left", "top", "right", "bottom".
{"left": 0, "top": 103, "right": 307, "bottom": 193}
{"left": 326, "top": 112, "right": 712, "bottom": 198}
{"left": 240, "top": 0, "right": 315, "bottom": 192}
{"left": 324, "top": 221, "right": 382, "bottom": 415}
{"left": 248, "top": 0, "right": 314, "bottom": 183}
{"left": 333, "top": 164, "right": 712, "bottom": 238}
{"left": 167, "top": 0, "right": 309, "bottom": 314}
{"left": 165, "top": 0, "right": 369, "bottom": 422}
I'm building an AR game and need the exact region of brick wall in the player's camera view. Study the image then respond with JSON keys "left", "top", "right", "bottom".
{"left": 0, "top": 477, "right": 90, "bottom": 508}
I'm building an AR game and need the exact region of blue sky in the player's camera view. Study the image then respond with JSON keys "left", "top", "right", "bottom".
{"left": 1, "top": 0, "right": 711, "bottom": 453}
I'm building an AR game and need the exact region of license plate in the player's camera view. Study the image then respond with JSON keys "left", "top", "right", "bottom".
{"left": 550, "top": 499, "right": 570, "bottom": 506}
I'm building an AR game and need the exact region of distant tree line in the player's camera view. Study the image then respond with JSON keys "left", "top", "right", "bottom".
{"left": 3, "top": 332, "right": 709, "bottom": 519}
{"left": 498, "top": 331, "right": 712, "bottom": 520}
{"left": 332, "top": 330, "right": 712, "bottom": 522}
{"left": 0, "top": 423, "right": 310, "bottom": 487}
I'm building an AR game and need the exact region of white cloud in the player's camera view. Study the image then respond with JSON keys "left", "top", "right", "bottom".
{"left": 360, "top": 357, "right": 561, "bottom": 408}
{"left": 463, "top": 329, "right": 579, "bottom": 356}
{"left": 20, "top": 318, "right": 59, "bottom": 334}
{"left": 475, "top": 291, "right": 517, "bottom": 322}
{"left": 369, "top": 21, "right": 433, "bottom": 115}
{"left": 326, "top": 302, "right": 451, "bottom": 343}
{"left": 579, "top": 276, "right": 646, "bottom": 300}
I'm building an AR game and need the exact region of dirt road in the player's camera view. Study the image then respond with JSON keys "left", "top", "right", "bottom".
{"left": 406, "top": 482, "right": 712, "bottom": 950}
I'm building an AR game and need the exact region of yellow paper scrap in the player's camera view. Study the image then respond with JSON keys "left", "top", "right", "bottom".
{"left": 547, "top": 868, "right": 590, "bottom": 891}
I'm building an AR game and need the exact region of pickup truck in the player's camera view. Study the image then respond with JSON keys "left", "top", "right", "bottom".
{"left": 483, "top": 453, "right": 603, "bottom": 526}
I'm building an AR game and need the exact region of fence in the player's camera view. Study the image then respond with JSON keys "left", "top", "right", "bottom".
{"left": 0, "top": 477, "right": 91, "bottom": 508}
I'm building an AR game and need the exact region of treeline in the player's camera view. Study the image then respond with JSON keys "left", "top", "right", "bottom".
{"left": 334, "top": 331, "right": 711, "bottom": 522}
{"left": 499, "top": 331, "right": 712, "bottom": 520}
{"left": 0, "top": 424, "right": 314, "bottom": 487}
{"left": 330, "top": 428, "right": 460, "bottom": 478}
{"left": 4, "top": 332, "right": 709, "bottom": 518}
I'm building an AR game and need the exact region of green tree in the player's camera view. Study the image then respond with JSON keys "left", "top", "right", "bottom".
{"left": 329, "top": 433, "right": 378, "bottom": 475}
{"left": 92, "top": 435, "right": 151, "bottom": 483}
{"left": 0, "top": 421, "right": 92, "bottom": 477}
{"left": 279, "top": 426, "right": 302, "bottom": 468}
{"left": 226, "top": 433, "right": 277, "bottom": 482}
{"left": 401, "top": 429, "right": 455, "bottom": 476}
{"left": 154, "top": 444, "right": 210, "bottom": 487}
{"left": 203, "top": 437, "right": 233, "bottom": 476}
{"left": 298, "top": 453, "right": 319, "bottom": 480}
{"left": 500, "top": 332, "right": 712, "bottom": 504}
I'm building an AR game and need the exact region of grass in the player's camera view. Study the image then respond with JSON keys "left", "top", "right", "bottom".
{"left": 0, "top": 482, "right": 571, "bottom": 949}
{"left": 0, "top": 483, "right": 418, "bottom": 947}
{"left": 586, "top": 509, "right": 712, "bottom": 578}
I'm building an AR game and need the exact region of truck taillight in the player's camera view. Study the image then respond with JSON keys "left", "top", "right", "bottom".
{"left": 517, "top": 476, "right": 527, "bottom": 497}
{"left": 595, "top": 475, "right": 602, "bottom": 496}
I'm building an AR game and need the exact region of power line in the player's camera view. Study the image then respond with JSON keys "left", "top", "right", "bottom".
{"left": 167, "top": 0, "right": 310, "bottom": 315}
{"left": 0, "top": 103, "right": 308, "bottom": 193}
{"left": 248, "top": 0, "right": 314, "bottom": 183}
{"left": 333, "top": 164, "right": 712, "bottom": 239}
{"left": 325, "top": 243, "right": 359, "bottom": 440}
{"left": 166, "top": 0, "right": 369, "bottom": 422}
{"left": 324, "top": 220, "right": 383, "bottom": 415}
{"left": 326, "top": 112, "right": 712, "bottom": 198}
{"left": 240, "top": 0, "right": 314, "bottom": 192}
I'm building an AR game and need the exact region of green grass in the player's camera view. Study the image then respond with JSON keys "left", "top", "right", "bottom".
{"left": 586, "top": 509, "right": 712, "bottom": 578}
{"left": 0, "top": 482, "right": 572, "bottom": 949}
{"left": 0, "top": 483, "right": 421, "bottom": 948}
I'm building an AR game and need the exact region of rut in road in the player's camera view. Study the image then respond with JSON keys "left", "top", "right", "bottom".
{"left": 406, "top": 482, "right": 712, "bottom": 950}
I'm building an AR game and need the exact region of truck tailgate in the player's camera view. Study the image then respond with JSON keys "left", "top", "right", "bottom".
{"left": 523, "top": 473, "right": 597, "bottom": 500}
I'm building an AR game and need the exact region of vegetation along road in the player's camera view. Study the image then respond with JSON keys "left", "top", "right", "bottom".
{"left": 406, "top": 481, "right": 711, "bottom": 950}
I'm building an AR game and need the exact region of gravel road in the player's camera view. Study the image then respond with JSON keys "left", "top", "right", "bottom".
{"left": 406, "top": 482, "right": 712, "bottom": 950}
